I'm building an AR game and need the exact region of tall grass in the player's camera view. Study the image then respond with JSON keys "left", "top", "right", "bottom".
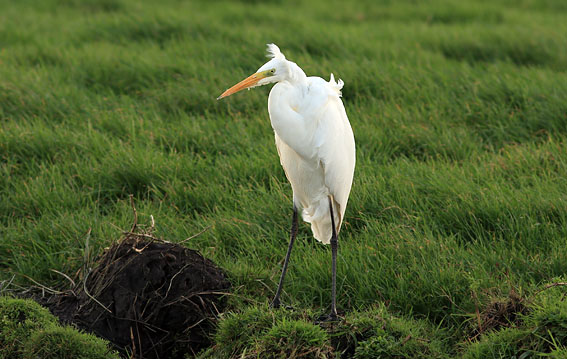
{"left": 1, "top": 0, "right": 567, "bottom": 356}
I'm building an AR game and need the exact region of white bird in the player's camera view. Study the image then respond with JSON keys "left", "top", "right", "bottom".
{"left": 218, "top": 44, "right": 355, "bottom": 321}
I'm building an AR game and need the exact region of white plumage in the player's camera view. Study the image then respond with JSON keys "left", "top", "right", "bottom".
{"left": 269, "top": 72, "right": 355, "bottom": 244}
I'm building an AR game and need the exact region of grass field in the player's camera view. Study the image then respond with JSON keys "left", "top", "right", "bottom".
{"left": 1, "top": 0, "right": 567, "bottom": 357}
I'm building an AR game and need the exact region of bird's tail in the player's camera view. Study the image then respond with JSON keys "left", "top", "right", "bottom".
{"left": 302, "top": 197, "right": 341, "bottom": 245}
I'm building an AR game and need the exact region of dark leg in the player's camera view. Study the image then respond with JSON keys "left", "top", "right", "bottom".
{"left": 316, "top": 197, "right": 340, "bottom": 324}
{"left": 271, "top": 206, "right": 298, "bottom": 309}
{"left": 328, "top": 197, "right": 338, "bottom": 320}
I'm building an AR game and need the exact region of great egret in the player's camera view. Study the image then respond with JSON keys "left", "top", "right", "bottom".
{"left": 218, "top": 44, "right": 355, "bottom": 321}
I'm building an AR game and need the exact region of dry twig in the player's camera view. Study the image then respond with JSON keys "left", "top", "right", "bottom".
{"left": 179, "top": 226, "right": 211, "bottom": 244}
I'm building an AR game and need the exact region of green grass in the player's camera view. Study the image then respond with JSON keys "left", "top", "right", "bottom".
{"left": 462, "top": 283, "right": 567, "bottom": 358}
{"left": 1, "top": 0, "right": 567, "bottom": 357}
{"left": 0, "top": 297, "right": 119, "bottom": 358}
{"left": 201, "top": 304, "right": 448, "bottom": 358}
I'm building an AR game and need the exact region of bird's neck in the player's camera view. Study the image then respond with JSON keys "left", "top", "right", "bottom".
{"left": 286, "top": 61, "right": 307, "bottom": 86}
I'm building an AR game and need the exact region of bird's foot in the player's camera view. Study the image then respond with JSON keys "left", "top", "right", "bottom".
{"left": 315, "top": 312, "right": 341, "bottom": 325}
{"left": 270, "top": 299, "right": 294, "bottom": 310}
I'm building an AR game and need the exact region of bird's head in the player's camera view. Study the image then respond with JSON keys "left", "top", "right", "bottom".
{"left": 217, "top": 44, "right": 289, "bottom": 100}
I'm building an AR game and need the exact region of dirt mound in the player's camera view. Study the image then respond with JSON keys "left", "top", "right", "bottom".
{"left": 39, "top": 232, "right": 230, "bottom": 359}
{"left": 469, "top": 290, "right": 527, "bottom": 341}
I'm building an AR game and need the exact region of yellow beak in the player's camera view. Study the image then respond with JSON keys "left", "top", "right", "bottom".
{"left": 217, "top": 71, "right": 269, "bottom": 100}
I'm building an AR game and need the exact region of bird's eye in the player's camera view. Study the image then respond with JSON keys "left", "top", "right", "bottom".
{"left": 270, "top": 69, "right": 276, "bottom": 73}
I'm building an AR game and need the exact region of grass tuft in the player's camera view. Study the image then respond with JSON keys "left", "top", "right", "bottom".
{"left": 203, "top": 305, "right": 448, "bottom": 358}
{"left": 0, "top": 297, "right": 57, "bottom": 358}
{"left": 23, "top": 326, "right": 120, "bottom": 359}
{"left": 0, "top": 297, "right": 118, "bottom": 359}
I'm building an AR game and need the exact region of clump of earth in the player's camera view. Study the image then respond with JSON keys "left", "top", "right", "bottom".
{"left": 37, "top": 232, "right": 231, "bottom": 359}
{"left": 468, "top": 290, "right": 527, "bottom": 341}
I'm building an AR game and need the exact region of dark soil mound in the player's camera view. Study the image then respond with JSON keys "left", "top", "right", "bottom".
{"left": 40, "top": 233, "right": 231, "bottom": 359}
{"left": 469, "top": 290, "right": 527, "bottom": 341}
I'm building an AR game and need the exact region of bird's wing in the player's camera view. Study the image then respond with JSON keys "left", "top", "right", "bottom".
{"left": 310, "top": 76, "right": 356, "bottom": 228}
